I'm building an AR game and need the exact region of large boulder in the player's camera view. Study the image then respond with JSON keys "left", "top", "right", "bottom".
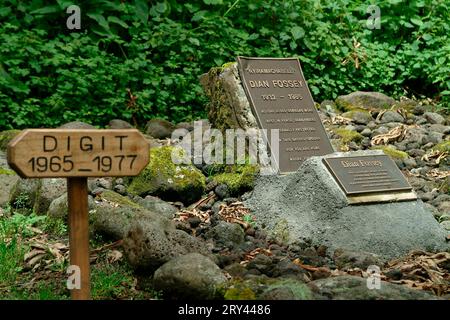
{"left": 123, "top": 214, "right": 211, "bottom": 272}
{"left": 9, "top": 178, "right": 41, "bottom": 211}
{"left": 33, "top": 178, "right": 66, "bottom": 215}
{"left": 108, "top": 119, "right": 133, "bottom": 129}
{"left": 128, "top": 146, "right": 206, "bottom": 205}
{"left": 48, "top": 193, "right": 96, "bottom": 220}
{"left": 335, "top": 91, "right": 395, "bottom": 111}
{"left": 90, "top": 190, "right": 150, "bottom": 240}
{"left": 244, "top": 150, "right": 449, "bottom": 259}
{"left": 309, "top": 276, "right": 438, "bottom": 300}
{"left": 153, "top": 253, "right": 227, "bottom": 299}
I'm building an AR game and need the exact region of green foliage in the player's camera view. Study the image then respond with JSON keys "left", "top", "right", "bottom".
{"left": 0, "top": 0, "right": 448, "bottom": 129}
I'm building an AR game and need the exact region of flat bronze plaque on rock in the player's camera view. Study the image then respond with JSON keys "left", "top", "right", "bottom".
{"left": 237, "top": 56, "right": 333, "bottom": 174}
{"left": 323, "top": 155, "right": 413, "bottom": 196}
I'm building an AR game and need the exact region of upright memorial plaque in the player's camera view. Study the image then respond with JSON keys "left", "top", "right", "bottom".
{"left": 237, "top": 56, "right": 333, "bottom": 173}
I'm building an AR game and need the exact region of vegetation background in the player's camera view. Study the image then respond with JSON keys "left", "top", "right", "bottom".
{"left": 0, "top": 0, "right": 448, "bottom": 129}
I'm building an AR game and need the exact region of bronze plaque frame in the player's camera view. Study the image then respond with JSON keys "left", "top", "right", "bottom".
{"left": 237, "top": 56, "right": 333, "bottom": 174}
{"left": 323, "top": 155, "right": 413, "bottom": 196}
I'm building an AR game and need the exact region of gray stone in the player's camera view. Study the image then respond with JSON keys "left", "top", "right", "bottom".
{"left": 335, "top": 92, "right": 395, "bottom": 111}
{"left": 0, "top": 172, "right": 19, "bottom": 207}
{"left": 380, "top": 111, "right": 404, "bottom": 124}
{"left": 123, "top": 214, "right": 211, "bottom": 272}
{"left": 413, "top": 105, "right": 426, "bottom": 115}
{"left": 136, "top": 195, "right": 178, "bottom": 219}
{"left": 153, "top": 253, "right": 226, "bottom": 299}
{"left": 58, "top": 121, "right": 94, "bottom": 129}
{"left": 260, "top": 279, "right": 313, "bottom": 300}
{"left": 429, "top": 124, "right": 450, "bottom": 134}
{"left": 350, "top": 111, "right": 373, "bottom": 125}
{"left": 215, "top": 183, "right": 231, "bottom": 200}
{"left": 309, "top": 276, "right": 439, "bottom": 300}
{"left": 108, "top": 119, "right": 133, "bottom": 129}
{"left": 113, "top": 184, "right": 127, "bottom": 195}
{"left": 244, "top": 151, "right": 449, "bottom": 259}
{"left": 424, "top": 112, "right": 445, "bottom": 125}
{"left": 175, "top": 122, "right": 194, "bottom": 132}
{"left": 145, "top": 118, "right": 175, "bottom": 139}
{"left": 424, "top": 132, "right": 443, "bottom": 145}
{"left": 404, "top": 127, "right": 428, "bottom": 146}
{"left": 320, "top": 100, "right": 337, "bottom": 115}
{"left": 48, "top": 193, "right": 95, "bottom": 220}
{"left": 437, "top": 201, "right": 450, "bottom": 214}
{"left": 33, "top": 178, "right": 67, "bottom": 214}
{"left": 333, "top": 249, "right": 385, "bottom": 270}
{"left": 402, "top": 157, "right": 417, "bottom": 169}
{"left": 361, "top": 128, "right": 372, "bottom": 137}
{"left": 440, "top": 221, "right": 450, "bottom": 231}
{"left": 206, "top": 221, "right": 245, "bottom": 248}
{"left": 9, "top": 178, "right": 41, "bottom": 211}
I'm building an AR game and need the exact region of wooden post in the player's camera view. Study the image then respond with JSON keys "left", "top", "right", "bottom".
{"left": 67, "top": 177, "right": 91, "bottom": 300}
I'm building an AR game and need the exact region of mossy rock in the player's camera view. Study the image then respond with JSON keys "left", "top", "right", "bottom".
{"left": 0, "top": 167, "right": 16, "bottom": 175}
{"left": 341, "top": 110, "right": 373, "bottom": 125}
{"left": 334, "top": 128, "right": 364, "bottom": 144}
{"left": 0, "top": 130, "right": 20, "bottom": 152}
{"left": 371, "top": 145, "right": 408, "bottom": 159}
{"left": 432, "top": 141, "right": 450, "bottom": 153}
{"left": 335, "top": 91, "right": 395, "bottom": 112}
{"left": 128, "top": 146, "right": 206, "bottom": 205}
{"left": 212, "top": 164, "right": 259, "bottom": 195}
{"left": 261, "top": 279, "right": 313, "bottom": 300}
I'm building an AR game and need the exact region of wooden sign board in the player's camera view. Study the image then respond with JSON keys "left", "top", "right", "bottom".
{"left": 237, "top": 56, "right": 334, "bottom": 174}
{"left": 323, "top": 154, "right": 415, "bottom": 203}
{"left": 7, "top": 128, "right": 150, "bottom": 300}
{"left": 7, "top": 129, "right": 149, "bottom": 178}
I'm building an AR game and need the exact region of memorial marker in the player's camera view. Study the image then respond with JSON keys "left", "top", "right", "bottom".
{"left": 323, "top": 154, "right": 415, "bottom": 203}
{"left": 237, "top": 56, "right": 333, "bottom": 173}
{"left": 8, "top": 129, "right": 149, "bottom": 299}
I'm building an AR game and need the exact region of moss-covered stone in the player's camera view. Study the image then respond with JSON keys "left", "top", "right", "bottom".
{"left": 224, "top": 287, "right": 256, "bottom": 300}
{"left": 432, "top": 141, "right": 450, "bottom": 153}
{"left": 335, "top": 91, "right": 395, "bottom": 112}
{"left": 262, "top": 279, "right": 313, "bottom": 300}
{"left": 101, "top": 190, "right": 141, "bottom": 209}
{"left": 371, "top": 145, "right": 408, "bottom": 159}
{"left": 0, "top": 167, "right": 15, "bottom": 175}
{"left": 0, "top": 130, "right": 20, "bottom": 152}
{"left": 212, "top": 164, "right": 259, "bottom": 195}
{"left": 128, "top": 146, "right": 206, "bottom": 205}
{"left": 341, "top": 110, "right": 373, "bottom": 124}
{"left": 334, "top": 128, "right": 364, "bottom": 144}
{"left": 269, "top": 218, "right": 290, "bottom": 244}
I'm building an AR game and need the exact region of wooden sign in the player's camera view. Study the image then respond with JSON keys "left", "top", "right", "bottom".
{"left": 7, "top": 129, "right": 150, "bottom": 300}
{"left": 237, "top": 57, "right": 334, "bottom": 173}
{"left": 323, "top": 155, "right": 413, "bottom": 195}
{"left": 7, "top": 129, "right": 149, "bottom": 178}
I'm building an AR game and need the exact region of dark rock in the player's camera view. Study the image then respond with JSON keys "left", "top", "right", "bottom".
{"left": 215, "top": 184, "right": 231, "bottom": 199}
{"left": 188, "top": 217, "right": 202, "bottom": 228}
{"left": 153, "top": 253, "right": 226, "bottom": 299}
{"left": 270, "top": 259, "right": 305, "bottom": 278}
{"left": 205, "top": 221, "right": 245, "bottom": 248}
{"left": 108, "top": 119, "right": 133, "bottom": 129}
{"left": 333, "top": 249, "right": 384, "bottom": 270}
{"left": 211, "top": 201, "right": 223, "bottom": 215}
{"left": 412, "top": 105, "right": 426, "bottom": 115}
{"left": 385, "top": 269, "right": 403, "bottom": 280}
{"left": 424, "top": 112, "right": 445, "bottom": 125}
{"left": 145, "top": 118, "right": 175, "bottom": 139}
{"left": 247, "top": 254, "right": 273, "bottom": 274}
{"left": 380, "top": 111, "right": 404, "bottom": 124}
{"left": 113, "top": 184, "right": 127, "bottom": 195}
{"left": 309, "top": 276, "right": 438, "bottom": 300}
{"left": 137, "top": 195, "right": 178, "bottom": 219}
{"left": 123, "top": 215, "right": 211, "bottom": 272}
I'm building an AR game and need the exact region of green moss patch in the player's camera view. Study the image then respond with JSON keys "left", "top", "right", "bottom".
{"left": 334, "top": 128, "right": 363, "bottom": 144}
{"left": 0, "top": 167, "right": 16, "bottom": 175}
{"left": 371, "top": 145, "right": 408, "bottom": 159}
{"left": 128, "top": 146, "right": 205, "bottom": 204}
{"left": 0, "top": 130, "right": 21, "bottom": 152}
{"left": 212, "top": 164, "right": 259, "bottom": 195}
{"left": 432, "top": 141, "right": 450, "bottom": 153}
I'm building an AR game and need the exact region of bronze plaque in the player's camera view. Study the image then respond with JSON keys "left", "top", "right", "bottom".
{"left": 323, "top": 155, "right": 413, "bottom": 195}
{"left": 237, "top": 56, "right": 333, "bottom": 173}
